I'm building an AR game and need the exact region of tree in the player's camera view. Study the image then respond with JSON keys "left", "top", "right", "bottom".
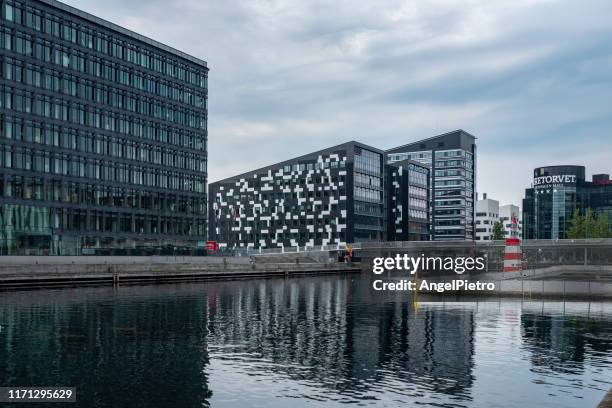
{"left": 491, "top": 220, "right": 505, "bottom": 240}
{"left": 566, "top": 209, "right": 584, "bottom": 239}
{"left": 596, "top": 213, "right": 611, "bottom": 238}
{"left": 584, "top": 208, "right": 597, "bottom": 238}
{"left": 567, "top": 208, "right": 611, "bottom": 239}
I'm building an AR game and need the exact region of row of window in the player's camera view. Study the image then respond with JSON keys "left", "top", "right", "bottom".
{"left": 408, "top": 185, "right": 427, "bottom": 199}
{"left": 436, "top": 179, "right": 467, "bottom": 187}
{"left": 434, "top": 189, "right": 468, "bottom": 197}
{"left": 353, "top": 214, "right": 383, "bottom": 227}
{"left": 436, "top": 209, "right": 465, "bottom": 216}
{"left": 281, "top": 159, "right": 346, "bottom": 174}
{"left": 354, "top": 201, "right": 383, "bottom": 216}
{"left": 435, "top": 160, "right": 471, "bottom": 169}
{"left": 2, "top": 120, "right": 206, "bottom": 172}
{"left": 0, "top": 33, "right": 206, "bottom": 109}
{"left": 354, "top": 147, "right": 382, "bottom": 176}
{"left": 354, "top": 186, "right": 383, "bottom": 203}
{"left": 436, "top": 199, "right": 466, "bottom": 207}
{"left": 476, "top": 212, "right": 499, "bottom": 217}
{"left": 215, "top": 192, "right": 346, "bottom": 217}
{"left": 409, "top": 169, "right": 428, "bottom": 187}
{"left": 1, "top": 84, "right": 206, "bottom": 131}
{"left": 0, "top": 29, "right": 207, "bottom": 110}
{"left": 2, "top": 57, "right": 205, "bottom": 116}
{"left": 272, "top": 174, "right": 344, "bottom": 187}
{"left": 388, "top": 151, "right": 433, "bottom": 162}
{"left": 217, "top": 198, "right": 346, "bottom": 218}
{"left": 1, "top": 203, "right": 206, "bottom": 236}
{"left": 354, "top": 172, "right": 382, "bottom": 189}
{"left": 408, "top": 163, "right": 429, "bottom": 173}
{"left": 435, "top": 169, "right": 466, "bottom": 177}
{"left": 409, "top": 209, "right": 427, "bottom": 220}
{"left": 1, "top": 175, "right": 206, "bottom": 214}
{"left": 3, "top": 2, "right": 207, "bottom": 87}
{"left": 0, "top": 114, "right": 204, "bottom": 153}
{"left": 220, "top": 231, "right": 345, "bottom": 247}
{"left": 434, "top": 149, "right": 469, "bottom": 158}
{"left": 215, "top": 211, "right": 346, "bottom": 227}
{"left": 0, "top": 146, "right": 205, "bottom": 192}
{"left": 435, "top": 219, "right": 466, "bottom": 226}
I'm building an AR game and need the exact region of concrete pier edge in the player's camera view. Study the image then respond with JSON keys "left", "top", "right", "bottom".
{"left": 0, "top": 255, "right": 361, "bottom": 289}
{"left": 598, "top": 388, "right": 612, "bottom": 408}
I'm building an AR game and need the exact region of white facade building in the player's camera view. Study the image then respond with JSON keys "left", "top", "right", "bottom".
{"left": 475, "top": 194, "right": 522, "bottom": 240}
{"left": 475, "top": 194, "right": 499, "bottom": 241}
{"left": 500, "top": 204, "right": 522, "bottom": 238}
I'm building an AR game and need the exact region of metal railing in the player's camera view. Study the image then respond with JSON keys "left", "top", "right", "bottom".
{"left": 241, "top": 239, "right": 612, "bottom": 270}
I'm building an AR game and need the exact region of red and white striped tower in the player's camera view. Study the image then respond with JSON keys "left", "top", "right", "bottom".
{"left": 503, "top": 237, "right": 522, "bottom": 272}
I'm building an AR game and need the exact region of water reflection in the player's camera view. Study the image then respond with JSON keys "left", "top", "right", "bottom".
{"left": 0, "top": 276, "right": 610, "bottom": 408}
{"left": 0, "top": 287, "right": 213, "bottom": 408}
{"left": 522, "top": 310, "right": 612, "bottom": 376}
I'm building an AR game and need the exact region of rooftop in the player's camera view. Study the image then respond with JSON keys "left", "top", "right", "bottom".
{"left": 386, "top": 129, "right": 477, "bottom": 153}
{"left": 210, "top": 140, "right": 382, "bottom": 185}
{"left": 40, "top": 0, "right": 208, "bottom": 68}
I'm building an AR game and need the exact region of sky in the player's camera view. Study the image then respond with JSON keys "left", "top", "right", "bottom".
{"left": 65, "top": 0, "right": 612, "bottom": 206}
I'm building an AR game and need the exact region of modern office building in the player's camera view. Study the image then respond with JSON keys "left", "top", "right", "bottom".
{"left": 208, "top": 142, "right": 431, "bottom": 250}
{"left": 386, "top": 159, "right": 430, "bottom": 241}
{"left": 208, "top": 142, "right": 386, "bottom": 250}
{"left": 522, "top": 166, "right": 612, "bottom": 239}
{"left": 475, "top": 193, "right": 498, "bottom": 241}
{"left": 387, "top": 130, "right": 477, "bottom": 241}
{"left": 0, "top": 0, "right": 208, "bottom": 255}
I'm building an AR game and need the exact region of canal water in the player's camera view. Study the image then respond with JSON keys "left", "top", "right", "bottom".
{"left": 0, "top": 274, "right": 611, "bottom": 408}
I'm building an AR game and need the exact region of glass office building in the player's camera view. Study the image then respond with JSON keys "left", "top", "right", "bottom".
{"left": 522, "top": 166, "right": 612, "bottom": 239}
{"left": 0, "top": 0, "right": 208, "bottom": 254}
{"left": 386, "top": 159, "right": 430, "bottom": 241}
{"left": 353, "top": 146, "right": 386, "bottom": 242}
{"left": 387, "top": 130, "right": 477, "bottom": 240}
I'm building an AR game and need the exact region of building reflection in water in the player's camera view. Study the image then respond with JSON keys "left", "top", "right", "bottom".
{"left": 0, "top": 277, "right": 610, "bottom": 407}
{"left": 0, "top": 287, "right": 213, "bottom": 407}
{"left": 206, "top": 277, "right": 475, "bottom": 401}
{"left": 521, "top": 307, "right": 612, "bottom": 374}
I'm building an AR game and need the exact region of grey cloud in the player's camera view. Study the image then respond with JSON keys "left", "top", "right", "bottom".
{"left": 65, "top": 0, "right": 612, "bottom": 205}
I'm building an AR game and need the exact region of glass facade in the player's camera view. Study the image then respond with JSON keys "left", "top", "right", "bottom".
{"left": 0, "top": 0, "right": 208, "bottom": 254}
{"left": 433, "top": 148, "right": 474, "bottom": 239}
{"left": 386, "top": 160, "right": 430, "bottom": 241}
{"left": 523, "top": 166, "right": 612, "bottom": 240}
{"left": 387, "top": 130, "right": 477, "bottom": 240}
{"left": 353, "top": 146, "right": 384, "bottom": 241}
{"left": 535, "top": 185, "right": 577, "bottom": 239}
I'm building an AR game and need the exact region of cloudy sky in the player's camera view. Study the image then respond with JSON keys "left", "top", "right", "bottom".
{"left": 67, "top": 0, "right": 612, "bottom": 205}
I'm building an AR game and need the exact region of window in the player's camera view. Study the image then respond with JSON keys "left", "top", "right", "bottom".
{"left": 4, "top": 4, "right": 14, "bottom": 22}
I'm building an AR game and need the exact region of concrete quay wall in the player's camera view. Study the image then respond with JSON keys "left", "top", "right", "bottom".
{"left": 0, "top": 256, "right": 360, "bottom": 288}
